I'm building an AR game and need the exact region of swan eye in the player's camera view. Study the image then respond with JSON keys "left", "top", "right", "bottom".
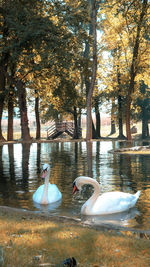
{"left": 43, "top": 167, "right": 48, "bottom": 173}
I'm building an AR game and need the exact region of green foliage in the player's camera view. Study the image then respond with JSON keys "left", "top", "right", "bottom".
{"left": 0, "top": 0, "right": 89, "bottom": 120}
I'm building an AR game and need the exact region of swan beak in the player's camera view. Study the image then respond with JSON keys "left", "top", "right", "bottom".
{"left": 73, "top": 183, "right": 79, "bottom": 194}
{"left": 41, "top": 168, "right": 48, "bottom": 179}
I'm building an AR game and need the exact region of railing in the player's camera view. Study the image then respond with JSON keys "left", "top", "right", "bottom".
{"left": 47, "top": 122, "right": 57, "bottom": 139}
{"left": 64, "top": 122, "right": 74, "bottom": 136}
{"left": 47, "top": 121, "right": 82, "bottom": 139}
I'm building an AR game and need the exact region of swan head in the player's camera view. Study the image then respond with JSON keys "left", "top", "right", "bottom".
{"left": 41, "top": 163, "right": 50, "bottom": 179}
{"left": 72, "top": 176, "right": 87, "bottom": 194}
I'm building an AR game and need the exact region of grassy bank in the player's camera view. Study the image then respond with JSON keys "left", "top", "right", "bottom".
{"left": 0, "top": 208, "right": 150, "bottom": 267}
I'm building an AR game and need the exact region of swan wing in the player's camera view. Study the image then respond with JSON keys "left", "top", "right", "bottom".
{"left": 47, "top": 184, "right": 62, "bottom": 203}
{"left": 92, "top": 191, "right": 140, "bottom": 215}
{"left": 33, "top": 184, "right": 45, "bottom": 203}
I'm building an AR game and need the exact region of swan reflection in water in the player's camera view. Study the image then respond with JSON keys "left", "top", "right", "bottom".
{"left": 81, "top": 207, "right": 140, "bottom": 227}
{"left": 33, "top": 199, "right": 62, "bottom": 212}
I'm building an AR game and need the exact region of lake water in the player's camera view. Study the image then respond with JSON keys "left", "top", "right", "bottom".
{"left": 0, "top": 140, "right": 150, "bottom": 230}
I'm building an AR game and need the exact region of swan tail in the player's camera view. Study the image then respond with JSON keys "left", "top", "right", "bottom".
{"left": 133, "top": 190, "right": 141, "bottom": 207}
{"left": 129, "top": 190, "right": 141, "bottom": 209}
{"left": 135, "top": 190, "right": 141, "bottom": 200}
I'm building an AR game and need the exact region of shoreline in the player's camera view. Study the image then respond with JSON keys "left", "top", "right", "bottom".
{"left": 0, "top": 138, "right": 150, "bottom": 155}
{"left": 0, "top": 205, "right": 150, "bottom": 239}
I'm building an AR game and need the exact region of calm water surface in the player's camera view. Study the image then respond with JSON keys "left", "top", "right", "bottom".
{"left": 0, "top": 141, "right": 150, "bottom": 230}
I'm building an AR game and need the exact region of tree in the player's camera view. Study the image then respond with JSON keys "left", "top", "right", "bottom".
{"left": 0, "top": 0, "right": 42, "bottom": 141}
{"left": 99, "top": 0, "right": 149, "bottom": 140}
{"left": 86, "top": 0, "right": 97, "bottom": 140}
{"left": 0, "top": 0, "right": 89, "bottom": 140}
{"left": 125, "top": 0, "right": 148, "bottom": 140}
{"left": 35, "top": 91, "right": 41, "bottom": 140}
{"left": 28, "top": 0, "right": 90, "bottom": 139}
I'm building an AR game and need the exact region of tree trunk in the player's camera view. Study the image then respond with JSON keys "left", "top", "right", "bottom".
{"left": 109, "top": 99, "right": 116, "bottom": 136}
{"left": 126, "top": 94, "right": 132, "bottom": 140}
{"left": 96, "top": 110, "right": 100, "bottom": 138}
{"left": 86, "top": 96, "right": 92, "bottom": 140}
{"left": 7, "top": 90, "right": 14, "bottom": 141}
{"left": 94, "top": 98, "right": 100, "bottom": 138}
{"left": 86, "top": 0, "right": 97, "bottom": 141}
{"left": 147, "top": 125, "right": 149, "bottom": 137}
{"left": 73, "top": 106, "right": 79, "bottom": 139}
{"left": 78, "top": 112, "right": 81, "bottom": 129}
{"left": 142, "top": 107, "right": 149, "bottom": 138}
{"left": 95, "top": 109, "right": 100, "bottom": 138}
{"left": 35, "top": 92, "right": 41, "bottom": 140}
{"left": 116, "top": 58, "right": 126, "bottom": 139}
{"left": 118, "top": 95, "right": 126, "bottom": 139}
{"left": 78, "top": 71, "right": 84, "bottom": 129}
{"left": 92, "top": 119, "right": 97, "bottom": 138}
{"left": 118, "top": 95, "right": 123, "bottom": 137}
{"left": 16, "top": 80, "right": 31, "bottom": 141}
{"left": 110, "top": 118, "right": 116, "bottom": 136}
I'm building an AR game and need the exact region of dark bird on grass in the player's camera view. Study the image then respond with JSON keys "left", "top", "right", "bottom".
{"left": 62, "top": 257, "right": 77, "bottom": 266}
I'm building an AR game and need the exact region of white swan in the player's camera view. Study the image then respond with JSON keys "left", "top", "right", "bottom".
{"left": 33, "top": 163, "right": 62, "bottom": 204}
{"left": 73, "top": 176, "right": 141, "bottom": 215}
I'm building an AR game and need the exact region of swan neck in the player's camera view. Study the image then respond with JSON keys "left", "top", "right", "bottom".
{"left": 44, "top": 170, "right": 50, "bottom": 185}
{"left": 87, "top": 178, "right": 100, "bottom": 198}
{"left": 80, "top": 177, "right": 100, "bottom": 214}
{"left": 80, "top": 177, "right": 100, "bottom": 200}
{"left": 41, "top": 170, "right": 50, "bottom": 204}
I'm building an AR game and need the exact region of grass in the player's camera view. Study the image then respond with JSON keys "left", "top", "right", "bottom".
{"left": 0, "top": 209, "right": 150, "bottom": 267}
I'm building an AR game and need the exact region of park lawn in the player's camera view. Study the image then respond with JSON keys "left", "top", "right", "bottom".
{"left": 0, "top": 209, "right": 150, "bottom": 267}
